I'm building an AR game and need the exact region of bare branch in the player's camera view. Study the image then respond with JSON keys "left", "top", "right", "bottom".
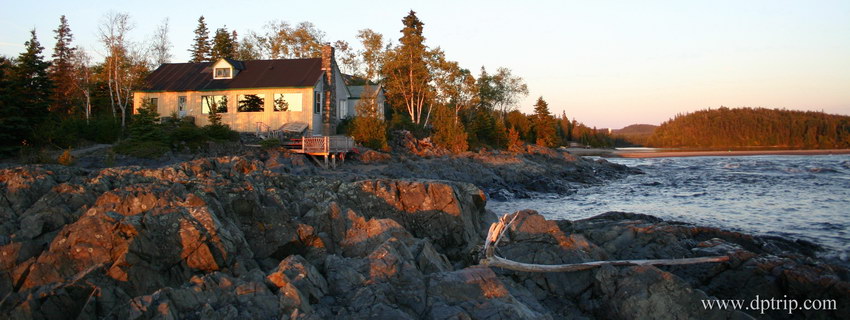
{"left": 480, "top": 213, "right": 730, "bottom": 273}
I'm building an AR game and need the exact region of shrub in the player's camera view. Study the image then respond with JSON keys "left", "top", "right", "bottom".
{"left": 260, "top": 138, "right": 281, "bottom": 149}
{"left": 431, "top": 104, "right": 468, "bottom": 154}
{"left": 507, "top": 127, "right": 524, "bottom": 153}
{"left": 350, "top": 116, "right": 389, "bottom": 151}
{"left": 113, "top": 140, "right": 169, "bottom": 159}
{"left": 57, "top": 148, "right": 74, "bottom": 166}
{"left": 203, "top": 124, "right": 239, "bottom": 141}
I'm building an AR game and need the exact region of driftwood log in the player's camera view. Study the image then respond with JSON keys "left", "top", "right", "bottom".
{"left": 479, "top": 213, "right": 730, "bottom": 273}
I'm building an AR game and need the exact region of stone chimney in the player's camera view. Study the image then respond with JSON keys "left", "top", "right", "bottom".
{"left": 321, "top": 44, "right": 336, "bottom": 135}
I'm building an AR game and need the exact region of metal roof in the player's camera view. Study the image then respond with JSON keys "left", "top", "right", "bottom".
{"left": 140, "top": 58, "right": 324, "bottom": 92}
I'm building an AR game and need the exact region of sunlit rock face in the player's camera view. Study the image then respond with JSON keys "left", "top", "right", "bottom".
{"left": 0, "top": 156, "right": 847, "bottom": 319}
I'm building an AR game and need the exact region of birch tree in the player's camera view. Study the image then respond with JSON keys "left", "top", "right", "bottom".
{"left": 70, "top": 46, "right": 93, "bottom": 122}
{"left": 151, "top": 18, "right": 172, "bottom": 66}
{"left": 98, "top": 12, "right": 146, "bottom": 129}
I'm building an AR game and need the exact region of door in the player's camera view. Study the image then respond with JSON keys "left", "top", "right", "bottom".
{"left": 312, "top": 91, "right": 322, "bottom": 135}
{"left": 177, "top": 96, "right": 187, "bottom": 118}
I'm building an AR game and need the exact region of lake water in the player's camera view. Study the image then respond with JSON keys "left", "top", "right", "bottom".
{"left": 487, "top": 154, "right": 850, "bottom": 256}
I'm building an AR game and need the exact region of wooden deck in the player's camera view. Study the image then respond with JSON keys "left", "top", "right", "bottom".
{"left": 257, "top": 122, "right": 355, "bottom": 169}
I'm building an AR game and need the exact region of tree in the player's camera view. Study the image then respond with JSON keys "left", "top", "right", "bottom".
{"left": 431, "top": 104, "right": 468, "bottom": 153}
{"left": 429, "top": 48, "right": 478, "bottom": 121}
{"left": 189, "top": 16, "right": 211, "bottom": 62}
{"left": 334, "top": 40, "right": 359, "bottom": 75}
{"left": 151, "top": 18, "right": 172, "bottom": 66}
{"left": 477, "top": 67, "right": 528, "bottom": 116}
{"left": 289, "top": 22, "right": 325, "bottom": 58}
{"left": 0, "top": 57, "right": 28, "bottom": 154}
{"left": 70, "top": 46, "right": 94, "bottom": 122}
{"left": 260, "top": 20, "right": 291, "bottom": 59}
{"left": 382, "top": 11, "right": 432, "bottom": 126}
{"left": 211, "top": 26, "right": 235, "bottom": 60}
{"left": 532, "top": 97, "right": 557, "bottom": 147}
{"left": 50, "top": 15, "right": 76, "bottom": 115}
{"left": 235, "top": 30, "right": 263, "bottom": 60}
{"left": 356, "top": 29, "right": 385, "bottom": 82}
{"left": 99, "top": 12, "right": 147, "bottom": 129}
{"left": 3, "top": 30, "right": 53, "bottom": 150}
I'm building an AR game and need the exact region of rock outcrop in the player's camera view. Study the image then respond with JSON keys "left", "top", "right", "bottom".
{"left": 0, "top": 157, "right": 846, "bottom": 319}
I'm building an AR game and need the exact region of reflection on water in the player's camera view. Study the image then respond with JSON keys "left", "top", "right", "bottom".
{"left": 488, "top": 154, "right": 850, "bottom": 254}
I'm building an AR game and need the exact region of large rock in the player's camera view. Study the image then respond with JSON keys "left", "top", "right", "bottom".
{"left": 337, "top": 179, "right": 490, "bottom": 262}
{"left": 426, "top": 266, "right": 553, "bottom": 319}
{"left": 588, "top": 265, "right": 748, "bottom": 320}
{"left": 496, "top": 210, "right": 608, "bottom": 299}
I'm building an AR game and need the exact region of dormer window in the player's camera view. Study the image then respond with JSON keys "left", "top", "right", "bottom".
{"left": 214, "top": 67, "right": 232, "bottom": 79}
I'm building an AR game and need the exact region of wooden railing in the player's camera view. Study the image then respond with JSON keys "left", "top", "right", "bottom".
{"left": 300, "top": 136, "right": 355, "bottom": 154}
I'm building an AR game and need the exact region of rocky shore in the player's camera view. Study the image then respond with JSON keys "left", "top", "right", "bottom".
{"left": 1, "top": 150, "right": 847, "bottom": 319}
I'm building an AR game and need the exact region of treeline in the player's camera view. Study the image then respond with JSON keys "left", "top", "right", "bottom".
{"left": 647, "top": 107, "right": 850, "bottom": 149}
{"left": 345, "top": 11, "right": 614, "bottom": 152}
{"left": 0, "top": 10, "right": 609, "bottom": 159}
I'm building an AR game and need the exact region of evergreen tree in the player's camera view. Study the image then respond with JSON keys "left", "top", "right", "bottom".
{"left": 50, "top": 15, "right": 76, "bottom": 115}
{"left": 13, "top": 30, "right": 53, "bottom": 137}
{"left": 0, "top": 57, "right": 27, "bottom": 154}
{"left": 382, "top": 11, "right": 432, "bottom": 126}
{"left": 210, "top": 27, "right": 235, "bottom": 60}
{"left": 432, "top": 104, "right": 468, "bottom": 153}
{"left": 189, "top": 16, "right": 211, "bottom": 62}
{"left": 532, "top": 97, "right": 557, "bottom": 147}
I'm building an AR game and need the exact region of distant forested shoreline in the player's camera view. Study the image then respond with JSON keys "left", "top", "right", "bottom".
{"left": 644, "top": 107, "right": 850, "bottom": 149}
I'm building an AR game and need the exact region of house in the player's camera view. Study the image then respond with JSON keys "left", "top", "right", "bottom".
{"left": 134, "top": 45, "right": 350, "bottom": 136}
{"left": 344, "top": 84, "right": 386, "bottom": 120}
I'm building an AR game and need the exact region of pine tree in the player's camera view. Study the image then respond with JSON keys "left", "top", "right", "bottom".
{"left": 382, "top": 11, "right": 432, "bottom": 126}
{"left": 210, "top": 27, "right": 235, "bottom": 61}
{"left": 3, "top": 30, "right": 53, "bottom": 151}
{"left": 432, "top": 104, "right": 468, "bottom": 153}
{"left": 189, "top": 16, "right": 211, "bottom": 62}
{"left": 50, "top": 15, "right": 76, "bottom": 115}
{"left": 532, "top": 97, "right": 557, "bottom": 147}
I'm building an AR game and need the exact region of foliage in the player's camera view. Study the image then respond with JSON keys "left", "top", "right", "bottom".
{"left": 129, "top": 100, "right": 164, "bottom": 141}
{"left": 356, "top": 29, "right": 385, "bottom": 81}
{"left": 203, "top": 123, "right": 239, "bottom": 141}
{"left": 350, "top": 116, "right": 389, "bottom": 151}
{"left": 57, "top": 148, "right": 74, "bottom": 165}
{"left": 260, "top": 138, "right": 281, "bottom": 149}
{"left": 507, "top": 127, "right": 524, "bottom": 153}
{"left": 0, "top": 30, "right": 54, "bottom": 155}
{"left": 477, "top": 67, "right": 529, "bottom": 115}
{"left": 113, "top": 140, "right": 169, "bottom": 158}
{"left": 382, "top": 11, "right": 432, "bottom": 126}
{"left": 151, "top": 18, "right": 172, "bottom": 65}
{"left": 189, "top": 16, "right": 211, "bottom": 62}
{"left": 431, "top": 104, "right": 468, "bottom": 153}
{"left": 259, "top": 20, "right": 326, "bottom": 59}
{"left": 99, "top": 12, "right": 148, "bottom": 129}
{"left": 50, "top": 15, "right": 77, "bottom": 115}
{"left": 648, "top": 107, "right": 850, "bottom": 149}
{"left": 532, "top": 97, "right": 557, "bottom": 147}
{"left": 211, "top": 26, "right": 235, "bottom": 60}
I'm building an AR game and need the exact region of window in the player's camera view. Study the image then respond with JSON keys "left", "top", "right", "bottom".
{"left": 145, "top": 98, "right": 158, "bottom": 108}
{"left": 339, "top": 100, "right": 347, "bottom": 119}
{"left": 237, "top": 94, "right": 265, "bottom": 112}
{"left": 201, "top": 95, "right": 228, "bottom": 114}
{"left": 274, "top": 93, "right": 302, "bottom": 112}
{"left": 314, "top": 91, "right": 321, "bottom": 114}
{"left": 177, "top": 96, "right": 186, "bottom": 112}
{"left": 214, "top": 68, "right": 231, "bottom": 79}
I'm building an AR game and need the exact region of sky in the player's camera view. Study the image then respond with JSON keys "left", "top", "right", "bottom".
{"left": 2, "top": 0, "right": 849, "bottom": 129}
